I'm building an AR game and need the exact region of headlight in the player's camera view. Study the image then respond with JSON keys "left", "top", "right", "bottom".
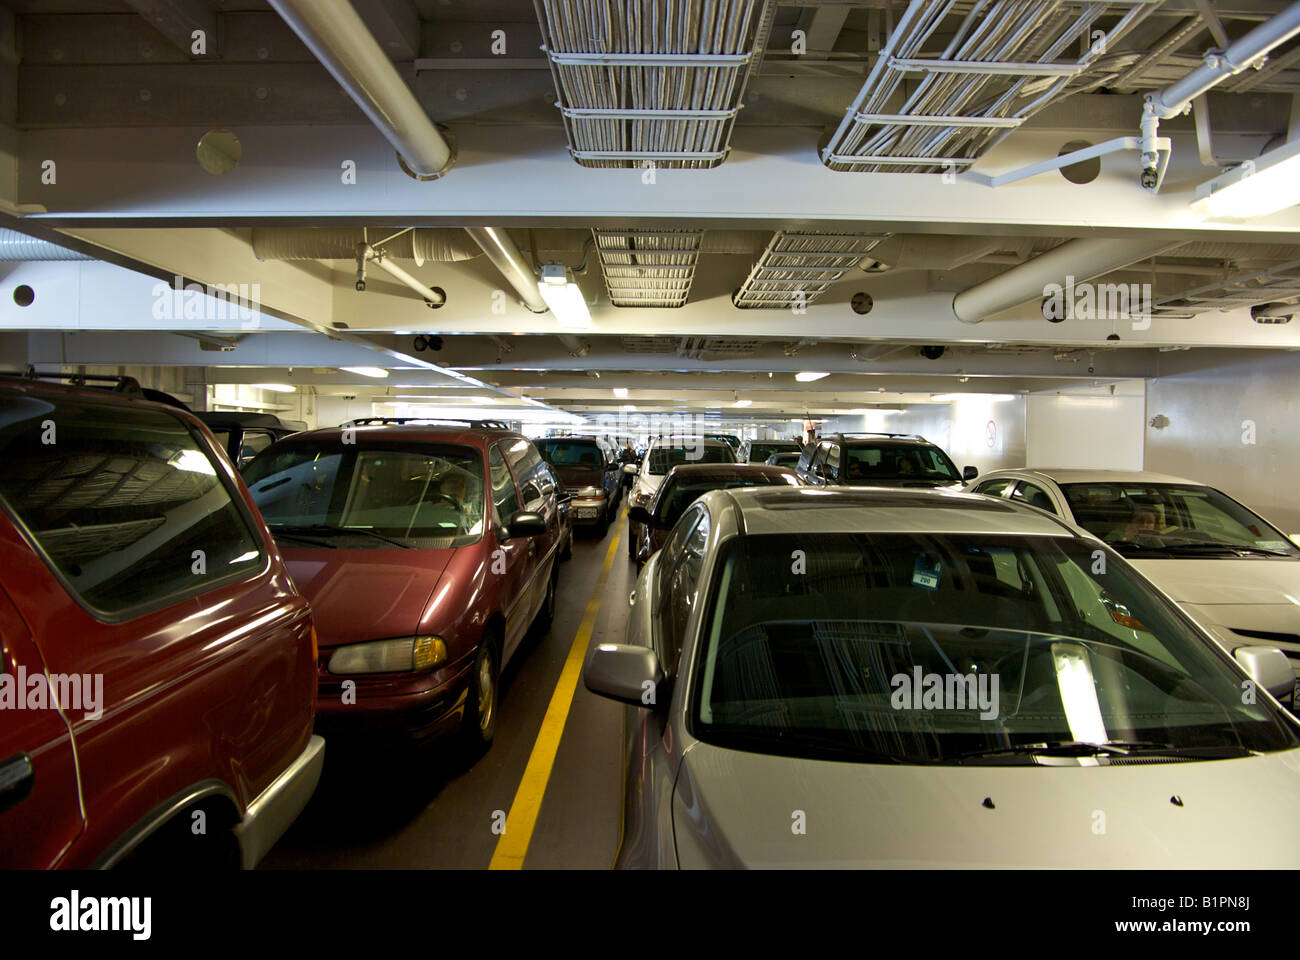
{"left": 633, "top": 489, "right": 653, "bottom": 506}
{"left": 328, "top": 636, "right": 447, "bottom": 674}
{"left": 575, "top": 486, "right": 605, "bottom": 498}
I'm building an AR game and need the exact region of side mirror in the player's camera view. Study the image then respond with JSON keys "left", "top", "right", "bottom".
{"left": 963, "top": 466, "right": 978, "bottom": 481}
{"left": 1234, "top": 646, "right": 1295, "bottom": 701}
{"left": 584, "top": 643, "right": 664, "bottom": 708}
{"left": 623, "top": 463, "right": 638, "bottom": 475}
{"left": 506, "top": 511, "right": 547, "bottom": 539}
{"left": 628, "top": 505, "right": 653, "bottom": 526}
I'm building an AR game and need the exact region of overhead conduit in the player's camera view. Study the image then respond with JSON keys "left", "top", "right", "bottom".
{"left": 0, "top": 229, "right": 93, "bottom": 261}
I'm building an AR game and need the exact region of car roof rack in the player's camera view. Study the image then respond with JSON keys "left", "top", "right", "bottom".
{"left": 341, "top": 416, "right": 513, "bottom": 430}
{"left": 827, "top": 432, "right": 928, "bottom": 442}
{"left": 6, "top": 366, "right": 191, "bottom": 410}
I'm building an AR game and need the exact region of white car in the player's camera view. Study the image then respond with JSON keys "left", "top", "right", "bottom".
{"left": 968, "top": 468, "right": 1300, "bottom": 697}
{"left": 585, "top": 486, "right": 1300, "bottom": 868}
{"left": 624, "top": 436, "right": 735, "bottom": 561}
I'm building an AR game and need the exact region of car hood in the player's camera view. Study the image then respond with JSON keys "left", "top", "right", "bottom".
{"left": 1130, "top": 558, "right": 1300, "bottom": 607}
{"left": 281, "top": 547, "right": 455, "bottom": 649}
{"left": 673, "top": 741, "right": 1300, "bottom": 868}
{"left": 553, "top": 465, "right": 605, "bottom": 490}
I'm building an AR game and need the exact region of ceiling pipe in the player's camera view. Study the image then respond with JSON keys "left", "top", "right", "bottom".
{"left": 0, "top": 229, "right": 93, "bottom": 261}
{"left": 465, "top": 227, "right": 549, "bottom": 314}
{"left": 1140, "top": 1, "right": 1300, "bottom": 182}
{"left": 953, "top": 238, "right": 1183, "bottom": 323}
{"left": 267, "top": 0, "right": 454, "bottom": 179}
{"left": 358, "top": 243, "right": 446, "bottom": 307}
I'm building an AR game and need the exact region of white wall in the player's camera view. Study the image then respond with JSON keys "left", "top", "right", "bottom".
{"left": 1026, "top": 383, "right": 1146, "bottom": 470}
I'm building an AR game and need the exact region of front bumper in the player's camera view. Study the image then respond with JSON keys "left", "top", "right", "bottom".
{"left": 314, "top": 654, "right": 475, "bottom": 744}
{"left": 233, "top": 734, "right": 325, "bottom": 869}
{"left": 568, "top": 495, "right": 608, "bottom": 525}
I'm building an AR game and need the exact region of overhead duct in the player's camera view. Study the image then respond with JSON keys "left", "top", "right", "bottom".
{"left": 822, "top": 0, "right": 1159, "bottom": 173}
{"left": 953, "top": 237, "right": 1184, "bottom": 323}
{"left": 252, "top": 228, "right": 483, "bottom": 263}
{"left": 268, "top": 0, "right": 454, "bottom": 178}
{"left": 1152, "top": 258, "right": 1300, "bottom": 316}
{"left": 0, "top": 229, "right": 93, "bottom": 261}
{"left": 594, "top": 229, "right": 702, "bottom": 307}
{"left": 465, "top": 227, "right": 548, "bottom": 314}
{"left": 732, "top": 232, "right": 889, "bottom": 309}
{"left": 536, "top": 0, "right": 775, "bottom": 168}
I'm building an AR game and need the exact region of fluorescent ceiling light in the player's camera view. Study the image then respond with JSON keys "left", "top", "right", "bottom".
{"left": 537, "top": 265, "right": 591, "bottom": 327}
{"left": 613, "top": 387, "right": 629, "bottom": 398}
{"left": 340, "top": 366, "right": 389, "bottom": 379}
{"left": 251, "top": 383, "right": 296, "bottom": 393}
{"left": 1192, "top": 137, "right": 1300, "bottom": 220}
{"left": 734, "top": 399, "right": 752, "bottom": 407}
{"left": 622, "top": 404, "right": 636, "bottom": 411}
{"left": 795, "top": 371, "right": 830, "bottom": 382}
{"left": 930, "top": 393, "right": 1016, "bottom": 402}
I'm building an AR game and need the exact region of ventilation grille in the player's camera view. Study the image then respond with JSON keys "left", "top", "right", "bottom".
{"left": 536, "top": 0, "right": 774, "bottom": 169}
{"left": 733, "top": 232, "right": 889, "bottom": 309}
{"left": 822, "top": 0, "right": 1159, "bottom": 173}
{"left": 1153, "top": 259, "right": 1300, "bottom": 316}
{"left": 595, "top": 229, "right": 702, "bottom": 307}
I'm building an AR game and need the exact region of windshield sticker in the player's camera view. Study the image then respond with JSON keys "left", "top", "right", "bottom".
{"left": 912, "top": 556, "right": 941, "bottom": 590}
{"left": 1256, "top": 540, "right": 1289, "bottom": 550}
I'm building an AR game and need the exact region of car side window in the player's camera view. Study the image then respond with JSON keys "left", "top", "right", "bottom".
{"left": 811, "top": 442, "right": 830, "bottom": 476}
{"left": 238, "top": 430, "right": 274, "bottom": 467}
{"left": 656, "top": 505, "right": 709, "bottom": 675}
{"left": 976, "top": 478, "right": 1015, "bottom": 497}
{"left": 489, "top": 445, "right": 521, "bottom": 524}
{"left": 1011, "top": 481, "right": 1057, "bottom": 514}
{"left": 824, "top": 443, "right": 841, "bottom": 481}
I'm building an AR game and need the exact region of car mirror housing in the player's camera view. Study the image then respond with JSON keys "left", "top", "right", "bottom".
{"left": 623, "top": 463, "right": 639, "bottom": 475}
{"left": 507, "top": 511, "right": 547, "bottom": 539}
{"left": 584, "top": 643, "right": 665, "bottom": 708}
{"left": 628, "top": 505, "right": 653, "bottom": 526}
{"left": 963, "top": 465, "right": 979, "bottom": 481}
{"left": 1233, "top": 646, "right": 1295, "bottom": 701}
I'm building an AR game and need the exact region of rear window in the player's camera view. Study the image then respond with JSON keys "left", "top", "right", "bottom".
{"left": 747, "top": 441, "right": 800, "bottom": 462}
{"left": 648, "top": 442, "right": 735, "bottom": 474}
{"left": 843, "top": 444, "right": 961, "bottom": 483}
{"left": 0, "top": 392, "right": 264, "bottom": 619}
{"left": 536, "top": 439, "right": 603, "bottom": 468}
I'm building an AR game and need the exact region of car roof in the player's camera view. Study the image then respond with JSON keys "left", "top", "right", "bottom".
{"left": 647, "top": 436, "right": 732, "bottom": 449}
{"left": 825, "top": 435, "right": 935, "bottom": 447}
{"left": 981, "top": 467, "right": 1198, "bottom": 486}
{"left": 664, "top": 463, "right": 796, "bottom": 481}
{"left": 194, "top": 411, "right": 289, "bottom": 429}
{"left": 276, "top": 423, "right": 520, "bottom": 449}
{"left": 707, "top": 486, "right": 1074, "bottom": 537}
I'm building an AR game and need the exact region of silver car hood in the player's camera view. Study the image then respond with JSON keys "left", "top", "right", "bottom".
{"left": 673, "top": 741, "right": 1300, "bottom": 868}
{"left": 1129, "top": 558, "right": 1300, "bottom": 607}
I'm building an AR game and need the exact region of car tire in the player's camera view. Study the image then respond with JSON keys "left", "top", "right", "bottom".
{"left": 599, "top": 504, "right": 611, "bottom": 537}
{"left": 460, "top": 636, "right": 499, "bottom": 750}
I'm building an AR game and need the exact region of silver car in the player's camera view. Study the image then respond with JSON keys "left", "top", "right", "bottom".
{"left": 583, "top": 486, "right": 1300, "bottom": 868}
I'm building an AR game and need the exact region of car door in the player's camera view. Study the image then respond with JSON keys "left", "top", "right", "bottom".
{"left": 0, "top": 582, "right": 83, "bottom": 868}
{"left": 488, "top": 443, "right": 533, "bottom": 664}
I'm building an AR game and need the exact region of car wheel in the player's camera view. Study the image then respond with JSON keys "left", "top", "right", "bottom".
{"left": 460, "top": 637, "right": 499, "bottom": 749}
{"left": 599, "top": 504, "right": 611, "bottom": 536}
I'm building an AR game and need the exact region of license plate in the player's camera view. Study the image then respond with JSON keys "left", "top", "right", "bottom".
{"left": 576, "top": 507, "right": 599, "bottom": 518}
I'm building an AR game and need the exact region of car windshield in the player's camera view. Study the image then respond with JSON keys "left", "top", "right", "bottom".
{"left": 693, "top": 532, "right": 1297, "bottom": 765}
{"left": 1060, "top": 483, "right": 1300, "bottom": 558}
{"left": 659, "top": 473, "right": 797, "bottom": 527}
{"left": 648, "top": 442, "right": 734, "bottom": 475}
{"left": 536, "top": 439, "right": 604, "bottom": 469}
{"left": 243, "top": 441, "right": 485, "bottom": 546}
{"left": 747, "top": 441, "right": 800, "bottom": 462}
{"left": 842, "top": 445, "right": 961, "bottom": 484}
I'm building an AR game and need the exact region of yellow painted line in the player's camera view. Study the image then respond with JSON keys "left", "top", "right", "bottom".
{"left": 489, "top": 511, "right": 624, "bottom": 870}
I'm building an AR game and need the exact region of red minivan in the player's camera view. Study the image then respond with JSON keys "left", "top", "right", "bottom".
{"left": 241, "top": 421, "right": 564, "bottom": 750}
{"left": 0, "top": 376, "right": 323, "bottom": 869}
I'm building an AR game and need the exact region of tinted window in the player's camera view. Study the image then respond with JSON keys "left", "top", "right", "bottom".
{"left": 647, "top": 442, "right": 734, "bottom": 474}
{"left": 975, "top": 478, "right": 1015, "bottom": 498}
{"left": 1011, "top": 481, "right": 1057, "bottom": 514}
{"left": 489, "top": 444, "right": 521, "bottom": 524}
{"left": 1060, "top": 482, "right": 1300, "bottom": 558}
{"left": 656, "top": 506, "right": 708, "bottom": 675}
{"left": 536, "top": 439, "right": 603, "bottom": 469}
{"left": 747, "top": 441, "right": 800, "bottom": 463}
{"left": 239, "top": 430, "right": 275, "bottom": 467}
{"left": 657, "top": 472, "right": 797, "bottom": 526}
{"left": 692, "top": 531, "right": 1298, "bottom": 764}
{"left": 0, "top": 395, "right": 263, "bottom": 617}
{"left": 842, "top": 444, "right": 961, "bottom": 483}
{"left": 244, "top": 441, "right": 485, "bottom": 544}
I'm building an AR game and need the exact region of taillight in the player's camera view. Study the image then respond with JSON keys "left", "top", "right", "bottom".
{"left": 310, "top": 625, "right": 319, "bottom": 663}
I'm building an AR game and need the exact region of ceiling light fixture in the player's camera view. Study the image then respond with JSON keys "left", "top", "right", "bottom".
{"left": 735, "top": 399, "right": 752, "bottom": 407}
{"left": 537, "top": 263, "right": 591, "bottom": 327}
{"left": 1192, "top": 138, "right": 1300, "bottom": 220}
{"left": 340, "top": 366, "right": 389, "bottom": 379}
{"left": 251, "top": 383, "right": 296, "bottom": 393}
{"left": 795, "top": 371, "right": 830, "bottom": 382}
{"left": 613, "top": 387, "right": 629, "bottom": 398}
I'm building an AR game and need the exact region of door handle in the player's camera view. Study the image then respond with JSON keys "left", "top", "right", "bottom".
{"left": 0, "top": 753, "right": 35, "bottom": 814}
{"left": 629, "top": 589, "right": 638, "bottom": 606}
{"left": 527, "top": 539, "right": 536, "bottom": 556}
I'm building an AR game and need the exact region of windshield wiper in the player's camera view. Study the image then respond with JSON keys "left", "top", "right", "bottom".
{"left": 1161, "top": 542, "right": 1292, "bottom": 557}
{"left": 271, "top": 523, "right": 413, "bottom": 549}
{"left": 266, "top": 527, "right": 337, "bottom": 549}
{"left": 708, "top": 726, "right": 903, "bottom": 764}
{"left": 948, "top": 739, "right": 1253, "bottom": 763}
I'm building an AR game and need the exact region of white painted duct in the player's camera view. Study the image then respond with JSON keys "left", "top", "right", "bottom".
{"left": 252, "top": 228, "right": 482, "bottom": 263}
{"left": 268, "top": 0, "right": 454, "bottom": 178}
{"left": 953, "top": 237, "right": 1183, "bottom": 323}
{"left": 0, "top": 229, "right": 93, "bottom": 261}
{"left": 466, "top": 227, "right": 548, "bottom": 314}
{"left": 865, "top": 236, "right": 1005, "bottom": 272}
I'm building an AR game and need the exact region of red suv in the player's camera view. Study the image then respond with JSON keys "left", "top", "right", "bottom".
{"left": 0, "top": 375, "right": 322, "bottom": 869}
{"left": 241, "top": 420, "right": 564, "bottom": 750}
